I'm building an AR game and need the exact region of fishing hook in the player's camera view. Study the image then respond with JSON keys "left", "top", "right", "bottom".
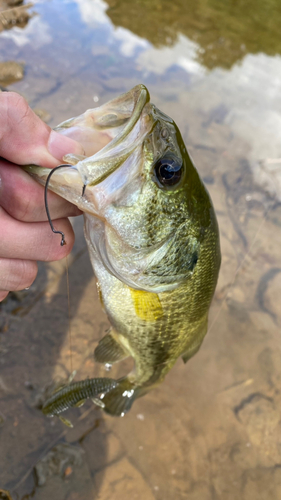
{"left": 44, "top": 164, "right": 74, "bottom": 246}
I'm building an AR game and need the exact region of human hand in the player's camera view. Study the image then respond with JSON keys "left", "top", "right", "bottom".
{"left": 0, "top": 92, "right": 84, "bottom": 302}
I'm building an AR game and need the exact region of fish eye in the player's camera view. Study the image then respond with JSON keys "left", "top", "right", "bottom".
{"left": 154, "top": 155, "right": 183, "bottom": 187}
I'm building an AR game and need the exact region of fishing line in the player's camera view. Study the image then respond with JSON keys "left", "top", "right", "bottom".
{"left": 44, "top": 164, "right": 77, "bottom": 375}
{"left": 65, "top": 255, "right": 73, "bottom": 374}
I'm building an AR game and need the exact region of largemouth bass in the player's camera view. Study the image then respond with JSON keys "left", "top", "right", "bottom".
{"left": 26, "top": 85, "right": 221, "bottom": 417}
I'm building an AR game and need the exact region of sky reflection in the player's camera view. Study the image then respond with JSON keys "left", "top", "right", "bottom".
{"left": 1, "top": 0, "right": 281, "bottom": 198}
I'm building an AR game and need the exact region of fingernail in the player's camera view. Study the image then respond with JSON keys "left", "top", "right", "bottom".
{"left": 48, "top": 130, "right": 84, "bottom": 161}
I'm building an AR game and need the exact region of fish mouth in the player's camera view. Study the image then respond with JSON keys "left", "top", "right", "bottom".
{"left": 25, "top": 85, "right": 152, "bottom": 213}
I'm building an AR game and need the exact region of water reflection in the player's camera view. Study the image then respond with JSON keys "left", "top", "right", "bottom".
{"left": 106, "top": 0, "right": 281, "bottom": 69}
{"left": 1, "top": 16, "right": 52, "bottom": 48}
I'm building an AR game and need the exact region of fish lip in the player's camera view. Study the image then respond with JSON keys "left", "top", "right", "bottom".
{"left": 76, "top": 84, "right": 151, "bottom": 188}
{"left": 93, "top": 84, "right": 150, "bottom": 161}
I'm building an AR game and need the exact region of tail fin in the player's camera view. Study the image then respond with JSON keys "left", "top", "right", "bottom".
{"left": 98, "top": 377, "right": 142, "bottom": 416}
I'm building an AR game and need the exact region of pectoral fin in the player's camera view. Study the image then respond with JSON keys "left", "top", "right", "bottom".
{"left": 94, "top": 331, "right": 129, "bottom": 364}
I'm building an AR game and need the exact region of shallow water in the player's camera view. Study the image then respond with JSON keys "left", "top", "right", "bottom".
{"left": 1, "top": 1, "right": 281, "bottom": 499}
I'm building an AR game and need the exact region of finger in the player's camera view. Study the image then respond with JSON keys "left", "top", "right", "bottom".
{"left": 0, "top": 92, "right": 84, "bottom": 167}
{"left": 0, "top": 160, "right": 81, "bottom": 222}
{"left": 0, "top": 207, "right": 75, "bottom": 261}
{"left": 0, "top": 291, "right": 9, "bottom": 302}
{"left": 0, "top": 258, "right": 38, "bottom": 291}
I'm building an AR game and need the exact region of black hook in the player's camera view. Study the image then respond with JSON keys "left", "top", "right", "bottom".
{"left": 44, "top": 164, "right": 74, "bottom": 246}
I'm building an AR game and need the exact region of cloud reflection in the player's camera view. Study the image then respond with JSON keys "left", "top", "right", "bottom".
{"left": 0, "top": 16, "right": 52, "bottom": 48}
{"left": 75, "top": 0, "right": 202, "bottom": 76}
{"left": 136, "top": 34, "right": 204, "bottom": 76}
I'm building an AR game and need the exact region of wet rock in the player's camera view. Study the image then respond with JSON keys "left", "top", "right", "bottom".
{"left": 34, "top": 443, "right": 85, "bottom": 487}
{"left": 32, "top": 444, "right": 95, "bottom": 500}
{"left": 234, "top": 393, "right": 281, "bottom": 467}
{"left": 0, "top": 61, "right": 24, "bottom": 85}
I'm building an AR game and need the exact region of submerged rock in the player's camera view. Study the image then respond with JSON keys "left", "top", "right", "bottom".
{"left": 0, "top": 61, "right": 24, "bottom": 85}
{"left": 0, "top": 1, "right": 34, "bottom": 32}
{"left": 34, "top": 443, "right": 85, "bottom": 487}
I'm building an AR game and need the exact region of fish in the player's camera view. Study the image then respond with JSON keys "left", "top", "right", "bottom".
{"left": 25, "top": 84, "right": 221, "bottom": 418}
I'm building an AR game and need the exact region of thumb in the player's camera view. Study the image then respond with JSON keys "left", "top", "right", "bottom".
{"left": 0, "top": 92, "right": 84, "bottom": 168}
